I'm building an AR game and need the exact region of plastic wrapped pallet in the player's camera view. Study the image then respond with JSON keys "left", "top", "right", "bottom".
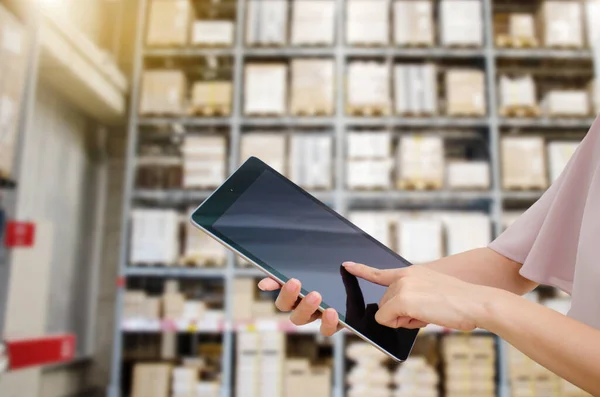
{"left": 245, "top": 64, "right": 287, "bottom": 115}
{"left": 394, "top": 64, "right": 437, "bottom": 115}
{"left": 394, "top": 1, "right": 434, "bottom": 46}
{"left": 347, "top": 0, "right": 389, "bottom": 45}
{"left": 191, "top": 20, "right": 234, "bottom": 46}
{"left": 502, "top": 136, "right": 547, "bottom": 190}
{"left": 146, "top": 0, "right": 192, "bottom": 46}
{"left": 349, "top": 211, "right": 395, "bottom": 248}
{"left": 289, "top": 134, "right": 333, "bottom": 189}
{"left": 347, "top": 62, "right": 391, "bottom": 114}
{"left": 139, "top": 70, "right": 187, "bottom": 115}
{"left": 131, "top": 363, "right": 172, "bottom": 397}
{"left": 393, "top": 357, "right": 439, "bottom": 397}
{"left": 258, "top": 332, "right": 286, "bottom": 397}
{"left": 190, "top": 81, "right": 232, "bottom": 115}
{"left": 291, "top": 0, "right": 335, "bottom": 45}
{"left": 445, "top": 69, "right": 486, "bottom": 116}
{"left": 347, "top": 131, "right": 392, "bottom": 159}
{"left": 585, "top": 1, "right": 600, "bottom": 49}
{"left": 241, "top": 133, "right": 287, "bottom": 175}
{"left": 396, "top": 216, "right": 443, "bottom": 263}
{"left": 130, "top": 209, "right": 180, "bottom": 265}
{"left": 499, "top": 75, "right": 536, "bottom": 110}
{"left": 236, "top": 332, "right": 260, "bottom": 397}
{"left": 442, "top": 336, "right": 496, "bottom": 397}
{"left": 184, "top": 207, "right": 226, "bottom": 266}
{"left": 347, "top": 342, "right": 392, "bottom": 397}
{"left": 347, "top": 159, "right": 394, "bottom": 190}
{"left": 182, "top": 135, "right": 227, "bottom": 189}
{"left": 397, "top": 135, "right": 444, "bottom": 190}
{"left": 539, "top": 1, "right": 583, "bottom": 48}
{"left": 439, "top": 0, "right": 483, "bottom": 47}
{"left": 284, "top": 359, "right": 310, "bottom": 397}
{"left": 547, "top": 141, "right": 579, "bottom": 183}
{"left": 172, "top": 367, "right": 198, "bottom": 397}
{"left": 290, "top": 59, "right": 335, "bottom": 116}
{"left": 196, "top": 382, "right": 221, "bottom": 397}
{"left": 309, "top": 367, "right": 331, "bottom": 397}
{"left": 246, "top": 0, "right": 288, "bottom": 46}
{"left": 439, "top": 212, "right": 491, "bottom": 256}
{"left": 509, "top": 13, "right": 536, "bottom": 40}
{"left": 446, "top": 161, "right": 490, "bottom": 189}
{"left": 540, "top": 90, "right": 589, "bottom": 117}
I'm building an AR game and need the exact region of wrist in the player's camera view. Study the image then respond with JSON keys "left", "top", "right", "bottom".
{"left": 472, "top": 286, "right": 513, "bottom": 331}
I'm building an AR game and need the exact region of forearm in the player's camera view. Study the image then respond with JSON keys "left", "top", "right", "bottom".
{"left": 480, "top": 289, "right": 600, "bottom": 396}
{"left": 423, "top": 248, "right": 537, "bottom": 295}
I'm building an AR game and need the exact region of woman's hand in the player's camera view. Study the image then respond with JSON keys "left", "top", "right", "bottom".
{"left": 343, "top": 262, "right": 494, "bottom": 331}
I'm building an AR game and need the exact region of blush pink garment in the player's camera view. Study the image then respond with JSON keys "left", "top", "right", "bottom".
{"left": 488, "top": 116, "right": 600, "bottom": 329}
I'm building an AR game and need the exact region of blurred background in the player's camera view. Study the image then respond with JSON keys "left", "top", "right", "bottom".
{"left": 0, "top": 0, "right": 595, "bottom": 396}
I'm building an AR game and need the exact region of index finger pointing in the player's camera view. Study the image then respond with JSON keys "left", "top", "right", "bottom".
{"left": 342, "top": 262, "right": 405, "bottom": 286}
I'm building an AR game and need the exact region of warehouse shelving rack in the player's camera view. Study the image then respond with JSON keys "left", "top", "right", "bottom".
{"left": 109, "top": 0, "right": 600, "bottom": 396}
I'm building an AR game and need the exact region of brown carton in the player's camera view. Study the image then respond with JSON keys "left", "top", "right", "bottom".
{"left": 139, "top": 70, "right": 187, "bottom": 115}
{"left": 146, "top": 0, "right": 192, "bottom": 46}
{"left": 538, "top": 1, "right": 583, "bottom": 48}
{"left": 131, "top": 363, "right": 171, "bottom": 397}
{"left": 502, "top": 136, "right": 547, "bottom": 190}
{"left": 290, "top": 59, "right": 335, "bottom": 116}
{"left": 446, "top": 69, "right": 486, "bottom": 116}
{"left": 190, "top": 81, "right": 232, "bottom": 115}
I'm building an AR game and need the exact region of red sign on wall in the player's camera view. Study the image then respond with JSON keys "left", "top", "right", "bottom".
{"left": 4, "top": 221, "right": 35, "bottom": 248}
{"left": 5, "top": 334, "right": 75, "bottom": 371}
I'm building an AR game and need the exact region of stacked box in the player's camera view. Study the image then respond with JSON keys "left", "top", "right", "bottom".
{"left": 123, "top": 291, "right": 147, "bottom": 320}
{"left": 309, "top": 367, "right": 331, "bottom": 397}
{"left": 139, "top": 70, "right": 187, "bottom": 115}
{"left": 439, "top": 0, "right": 483, "bottom": 47}
{"left": 347, "top": 62, "right": 391, "bottom": 112}
{"left": 499, "top": 74, "right": 536, "bottom": 109}
{"left": 393, "top": 356, "right": 439, "bottom": 397}
{"left": 445, "top": 69, "right": 486, "bottom": 116}
{"left": 439, "top": 212, "right": 491, "bottom": 256}
{"left": 347, "top": 0, "right": 389, "bottom": 45}
{"left": 347, "top": 131, "right": 393, "bottom": 189}
{"left": 509, "top": 13, "right": 536, "bottom": 40}
{"left": 349, "top": 211, "right": 395, "bottom": 248}
{"left": 146, "top": 0, "right": 192, "bottom": 46}
{"left": 547, "top": 141, "right": 579, "bottom": 183}
{"left": 291, "top": 0, "right": 335, "bottom": 45}
{"left": 130, "top": 209, "right": 180, "bottom": 265}
{"left": 394, "top": 64, "right": 437, "bottom": 115}
{"left": 502, "top": 136, "right": 547, "bottom": 190}
{"left": 443, "top": 336, "right": 496, "bottom": 397}
{"left": 241, "top": 133, "right": 287, "bottom": 175}
{"left": 196, "top": 382, "right": 220, "bottom": 397}
{"left": 191, "top": 20, "right": 234, "bottom": 46}
{"left": 245, "top": 64, "right": 287, "bottom": 115}
{"left": 136, "top": 156, "right": 183, "bottom": 189}
{"left": 190, "top": 82, "right": 232, "bottom": 114}
{"left": 290, "top": 59, "right": 335, "bottom": 115}
{"left": 541, "top": 90, "right": 589, "bottom": 117}
{"left": 0, "top": 4, "right": 27, "bottom": 179}
{"left": 539, "top": 2, "right": 583, "bottom": 48}
{"left": 183, "top": 207, "right": 227, "bottom": 266}
{"left": 252, "top": 301, "right": 275, "bottom": 318}
{"left": 397, "top": 135, "right": 445, "bottom": 189}
{"left": 347, "top": 342, "right": 392, "bottom": 397}
{"left": 172, "top": 367, "right": 198, "bottom": 397}
{"left": 182, "top": 135, "right": 227, "bottom": 189}
{"left": 163, "top": 288, "right": 185, "bottom": 320}
{"left": 132, "top": 363, "right": 172, "bottom": 397}
{"left": 181, "top": 300, "right": 206, "bottom": 322}
{"left": 585, "top": 1, "right": 600, "bottom": 49}
{"left": 258, "top": 332, "right": 285, "bottom": 397}
{"left": 236, "top": 332, "right": 260, "bottom": 397}
{"left": 289, "top": 134, "right": 333, "bottom": 189}
{"left": 396, "top": 215, "right": 443, "bottom": 264}
{"left": 246, "top": 0, "right": 288, "bottom": 46}
{"left": 284, "top": 359, "right": 311, "bottom": 397}
{"left": 446, "top": 161, "right": 490, "bottom": 190}
{"left": 233, "top": 278, "right": 255, "bottom": 321}
{"left": 393, "top": 1, "right": 434, "bottom": 46}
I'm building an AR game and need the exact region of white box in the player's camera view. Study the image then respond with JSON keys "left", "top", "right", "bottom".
{"left": 499, "top": 74, "right": 536, "bottom": 109}
{"left": 397, "top": 217, "right": 443, "bottom": 263}
{"left": 183, "top": 161, "right": 226, "bottom": 188}
{"left": 347, "top": 159, "right": 394, "bottom": 190}
{"left": 349, "top": 211, "right": 394, "bottom": 248}
{"left": 291, "top": 0, "right": 335, "bottom": 45}
{"left": 585, "top": 1, "right": 600, "bottom": 48}
{"left": 183, "top": 135, "right": 227, "bottom": 160}
{"left": 394, "top": 63, "right": 437, "bottom": 115}
{"left": 258, "top": 332, "right": 285, "bottom": 397}
{"left": 347, "top": 131, "right": 392, "bottom": 159}
{"left": 236, "top": 332, "right": 260, "bottom": 397}
{"left": 241, "top": 133, "right": 287, "bottom": 175}
{"left": 397, "top": 135, "right": 445, "bottom": 189}
{"left": 347, "top": 62, "right": 391, "bottom": 110}
{"left": 130, "top": 209, "right": 180, "bottom": 264}
{"left": 541, "top": 90, "right": 589, "bottom": 116}
{"left": 289, "top": 134, "right": 333, "bottom": 189}
{"left": 191, "top": 20, "right": 234, "bottom": 46}
{"left": 502, "top": 136, "right": 547, "bottom": 190}
{"left": 439, "top": 212, "right": 491, "bottom": 255}
{"left": 246, "top": 0, "right": 288, "bottom": 45}
{"left": 541, "top": 1, "right": 583, "bottom": 48}
{"left": 547, "top": 141, "right": 579, "bottom": 183}
{"left": 509, "top": 13, "right": 535, "bottom": 39}
{"left": 245, "top": 64, "right": 287, "bottom": 115}
{"left": 347, "top": 0, "right": 389, "bottom": 45}
{"left": 446, "top": 161, "right": 490, "bottom": 189}
{"left": 440, "top": 0, "right": 483, "bottom": 46}
{"left": 394, "top": 1, "right": 434, "bottom": 46}
{"left": 290, "top": 59, "right": 335, "bottom": 115}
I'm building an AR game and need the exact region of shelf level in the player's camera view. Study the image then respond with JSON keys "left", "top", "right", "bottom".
{"left": 500, "top": 117, "right": 595, "bottom": 128}
{"left": 133, "top": 189, "right": 334, "bottom": 204}
{"left": 125, "top": 267, "right": 226, "bottom": 278}
{"left": 346, "top": 190, "right": 493, "bottom": 202}
{"left": 495, "top": 48, "right": 592, "bottom": 59}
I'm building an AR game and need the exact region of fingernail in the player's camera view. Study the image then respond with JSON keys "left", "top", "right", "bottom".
{"left": 306, "top": 293, "right": 318, "bottom": 304}
{"left": 326, "top": 310, "right": 336, "bottom": 321}
{"left": 257, "top": 282, "right": 265, "bottom": 291}
{"left": 342, "top": 261, "right": 355, "bottom": 267}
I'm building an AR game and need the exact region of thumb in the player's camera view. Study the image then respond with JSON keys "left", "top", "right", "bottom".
{"left": 342, "top": 262, "right": 405, "bottom": 286}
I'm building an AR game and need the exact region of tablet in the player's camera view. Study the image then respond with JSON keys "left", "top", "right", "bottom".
{"left": 191, "top": 157, "right": 418, "bottom": 361}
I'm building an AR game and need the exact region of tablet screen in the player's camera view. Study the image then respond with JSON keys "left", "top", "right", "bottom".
{"left": 209, "top": 166, "right": 418, "bottom": 360}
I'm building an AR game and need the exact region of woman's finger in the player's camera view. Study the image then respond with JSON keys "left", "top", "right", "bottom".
{"left": 375, "top": 295, "right": 406, "bottom": 328}
{"left": 404, "top": 319, "right": 429, "bottom": 329}
{"left": 320, "top": 308, "right": 339, "bottom": 336}
{"left": 342, "top": 262, "right": 405, "bottom": 287}
{"left": 275, "top": 279, "right": 302, "bottom": 312}
{"left": 289, "top": 292, "right": 322, "bottom": 326}
{"left": 258, "top": 278, "right": 281, "bottom": 291}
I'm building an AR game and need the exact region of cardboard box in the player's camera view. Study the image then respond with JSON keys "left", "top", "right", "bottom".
{"left": 251, "top": 301, "right": 275, "bottom": 318}
{"left": 347, "top": 131, "right": 392, "bottom": 159}
{"left": 394, "top": 1, "right": 434, "bottom": 46}
{"left": 509, "top": 13, "right": 536, "bottom": 39}
{"left": 136, "top": 156, "right": 183, "bottom": 189}
{"left": 446, "top": 161, "right": 490, "bottom": 189}
{"left": 440, "top": 0, "right": 483, "bottom": 47}
{"left": 499, "top": 74, "right": 536, "bottom": 109}
{"left": 394, "top": 63, "right": 437, "bottom": 115}
{"left": 397, "top": 217, "right": 443, "bottom": 263}
{"left": 131, "top": 363, "right": 171, "bottom": 397}
{"left": 347, "top": 0, "right": 389, "bottom": 45}
{"left": 233, "top": 279, "right": 255, "bottom": 321}
{"left": 190, "top": 81, "right": 232, "bottom": 113}
{"left": 139, "top": 70, "right": 187, "bottom": 115}
{"left": 146, "top": 0, "right": 192, "bottom": 46}
{"left": 246, "top": 0, "right": 288, "bottom": 46}
{"left": 347, "top": 62, "right": 391, "bottom": 111}
{"left": 130, "top": 209, "right": 180, "bottom": 265}
{"left": 347, "top": 159, "right": 394, "bottom": 190}
{"left": 308, "top": 366, "right": 331, "bottom": 397}
{"left": 182, "top": 135, "right": 227, "bottom": 188}
{"left": 397, "top": 135, "right": 445, "bottom": 189}
{"left": 237, "top": 332, "right": 260, "bottom": 397}
{"left": 191, "top": 20, "right": 234, "bottom": 46}
{"left": 586, "top": 1, "right": 600, "bottom": 49}
{"left": 183, "top": 209, "right": 227, "bottom": 266}
{"left": 241, "top": 133, "right": 287, "bottom": 174}
{"left": 284, "top": 359, "right": 311, "bottom": 397}
{"left": 502, "top": 136, "right": 547, "bottom": 190}
{"left": 290, "top": 59, "right": 335, "bottom": 115}
{"left": 289, "top": 134, "right": 333, "bottom": 189}
{"left": 245, "top": 64, "right": 287, "bottom": 115}
{"left": 539, "top": 1, "right": 583, "bottom": 48}
{"left": 163, "top": 293, "right": 185, "bottom": 319}
{"left": 291, "top": 0, "right": 335, "bottom": 45}
{"left": 541, "top": 90, "right": 589, "bottom": 116}
{"left": 446, "top": 69, "right": 486, "bottom": 116}
{"left": 258, "top": 332, "right": 285, "bottom": 397}
{"left": 440, "top": 212, "right": 491, "bottom": 255}
{"left": 161, "top": 331, "right": 177, "bottom": 359}
{"left": 349, "top": 211, "right": 394, "bottom": 248}
{"left": 547, "top": 141, "right": 579, "bottom": 183}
